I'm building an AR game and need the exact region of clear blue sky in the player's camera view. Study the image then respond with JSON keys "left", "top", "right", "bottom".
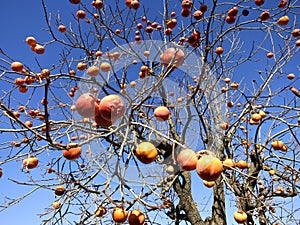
{"left": 0, "top": 1, "right": 299, "bottom": 225}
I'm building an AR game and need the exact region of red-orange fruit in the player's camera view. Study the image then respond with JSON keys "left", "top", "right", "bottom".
{"left": 69, "top": 70, "right": 76, "bottom": 75}
{"left": 278, "top": 0, "right": 287, "bottom": 8}
{"left": 227, "top": 101, "right": 234, "bottom": 107}
{"left": 14, "top": 78, "right": 25, "bottom": 86}
{"left": 287, "top": 73, "right": 295, "bottom": 80}
{"left": 251, "top": 113, "right": 262, "bottom": 122}
{"left": 86, "top": 65, "right": 100, "bottom": 77}
{"left": 203, "top": 180, "right": 215, "bottom": 188}
{"left": 76, "top": 10, "right": 86, "bottom": 19}
{"left": 69, "top": 0, "right": 80, "bottom": 3}
{"left": 237, "top": 160, "right": 248, "bottom": 169}
{"left": 193, "top": 10, "right": 203, "bottom": 20}
{"left": 23, "top": 156, "right": 39, "bottom": 169}
{"left": 226, "top": 16, "right": 236, "bottom": 24}
{"left": 271, "top": 140, "right": 284, "bottom": 150}
{"left": 54, "top": 186, "right": 66, "bottom": 196}
{"left": 145, "top": 26, "right": 154, "bottom": 34}
{"left": 94, "top": 102, "right": 114, "bottom": 128}
{"left": 95, "top": 206, "right": 107, "bottom": 217}
{"left": 230, "top": 82, "right": 239, "bottom": 89}
{"left": 24, "top": 76, "right": 35, "bottom": 85}
{"left": 100, "top": 62, "right": 111, "bottom": 72}
{"left": 63, "top": 147, "right": 82, "bottom": 160}
{"left": 93, "top": 0, "right": 103, "bottom": 9}
{"left": 77, "top": 62, "right": 87, "bottom": 70}
{"left": 130, "top": 0, "right": 140, "bottom": 10}
{"left": 177, "top": 148, "right": 198, "bottom": 171}
{"left": 234, "top": 210, "right": 248, "bottom": 223}
{"left": 181, "top": 0, "right": 192, "bottom": 9}
{"left": 18, "top": 85, "right": 28, "bottom": 93}
{"left": 160, "top": 47, "right": 185, "bottom": 68}
{"left": 166, "top": 19, "right": 177, "bottom": 29}
{"left": 196, "top": 155, "right": 223, "bottom": 181}
{"left": 260, "top": 11, "right": 270, "bottom": 21}
{"left": 215, "top": 46, "right": 224, "bottom": 55}
{"left": 135, "top": 142, "right": 158, "bottom": 164}
{"left": 95, "top": 51, "right": 103, "bottom": 57}
{"left": 255, "top": 0, "right": 264, "bottom": 6}
{"left": 277, "top": 15, "right": 289, "bottom": 26}
{"left": 181, "top": 9, "right": 191, "bottom": 17}
{"left": 292, "top": 29, "right": 300, "bottom": 38}
{"left": 52, "top": 201, "right": 61, "bottom": 209}
{"left": 58, "top": 25, "right": 67, "bottom": 32}
{"left": 200, "top": 4, "right": 208, "bottom": 13}
{"left": 112, "top": 207, "right": 128, "bottom": 223}
{"left": 259, "top": 110, "right": 266, "bottom": 118}
{"left": 126, "top": 0, "right": 132, "bottom": 8}
{"left": 242, "top": 9, "right": 249, "bottom": 16}
{"left": 41, "top": 69, "right": 50, "bottom": 79}
{"left": 224, "top": 77, "right": 231, "bottom": 83}
{"left": 228, "top": 7, "right": 238, "bottom": 17}
{"left": 13, "top": 111, "right": 20, "bottom": 118}
{"left": 266, "top": 52, "right": 274, "bottom": 58}
{"left": 128, "top": 209, "right": 145, "bottom": 225}
{"left": 220, "top": 122, "right": 229, "bottom": 130}
{"left": 97, "top": 94, "right": 125, "bottom": 121}
{"left": 223, "top": 158, "right": 235, "bottom": 170}
{"left": 34, "top": 44, "right": 45, "bottom": 54}
{"left": 11, "top": 62, "right": 24, "bottom": 72}
{"left": 25, "top": 120, "right": 33, "bottom": 127}
{"left": 154, "top": 106, "right": 170, "bottom": 121}
{"left": 75, "top": 93, "right": 96, "bottom": 118}
{"left": 25, "top": 37, "right": 37, "bottom": 46}
{"left": 282, "top": 144, "right": 288, "bottom": 152}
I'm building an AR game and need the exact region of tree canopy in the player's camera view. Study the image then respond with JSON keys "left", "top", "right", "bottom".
{"left": 0, "top": 0, "right": 299, "bottom": 224}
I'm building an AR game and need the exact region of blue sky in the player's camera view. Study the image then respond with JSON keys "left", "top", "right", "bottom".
{"left": 0, "top": 0, "right": 299, "bottom": 225}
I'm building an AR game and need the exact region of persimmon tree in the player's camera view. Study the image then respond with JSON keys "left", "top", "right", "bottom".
{"left": 0, "top": 0, "right": 299, "bottom": 224}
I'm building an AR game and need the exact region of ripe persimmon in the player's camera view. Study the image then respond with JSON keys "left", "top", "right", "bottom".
{"left": 154, "top": 106, "right": 170, "bottom": 121}
{"left": 135, "top": 142, "right": 158, "bottom": 164}
{"left": 234, "top": 210, "right": 247, "bottom": 223}
{"left": 196, "top": 154, "right": 223, "bottom": 181}
{"left": 177, "top": 148, "right": 198, "bottom": 171}
{"left": 11, "top": 62, "right": 24, "bottom": 72}
{"left": 112, "top": 207, "right": 128, "bottom": 223}
{"left": 128, "top": 209, "right": 145, "bottom": 225}
{"left": 63, "top": 147, "right": 82, "bottom": 160}
{"left": 23, "top": 156, "right": 39, "bottom": 169}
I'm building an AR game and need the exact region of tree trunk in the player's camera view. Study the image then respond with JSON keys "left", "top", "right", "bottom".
{"left": 211, "top": 179, "right": 226, "bottom": 225}
{"left": 173, "top": 170, "right": 227, "bottom": 225}
{"left": 173, "top": 171, "right": 206, "bottom": 225}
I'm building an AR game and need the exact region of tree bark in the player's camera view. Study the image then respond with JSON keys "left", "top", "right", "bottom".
{"left": 173, "top": 171, "right": 206, "bottom": 225}
{"left": 211, "top": 179, "right": 226, "bottom": 225}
